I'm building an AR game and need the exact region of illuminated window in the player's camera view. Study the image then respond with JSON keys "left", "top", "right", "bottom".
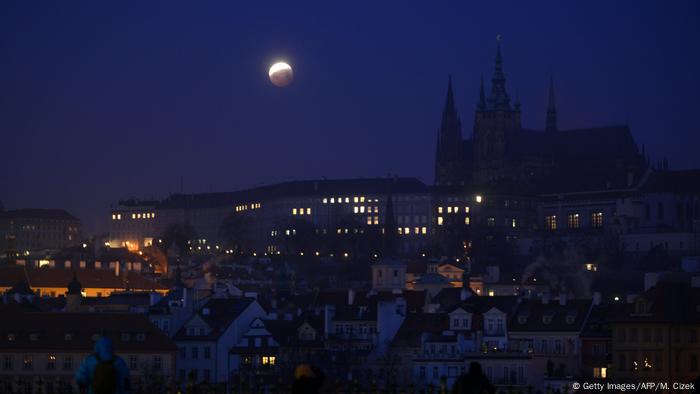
{"left": 465, "top": 217, "right": 470, "bottom": 225}
{"left": 545, "top": 215, "right": 557, "bottom": 230}
{"left": 292, "top": 208, "right": 297, "bottom": 215}
{"left": 112, "top": 214, "right": 116, "bottom": 220}
{"left": 487, "top": 218, "right": 495, "bottom": 227}
{"left": 591, "top": 212, "right": 603, "bottom": 228}
{"left": 354, "top": 206, "right": 359, "bottom": 213}
{"left": 323, "top": 198, "right": 328, "bottom": 203}
{"left": 437, "top": 216, "right": 444, "bottom": 226}
{"left": 414, "top": 227, "right": 419, "bottom": 235}
{"left": 398, "top": 228, "right": 403, "bottom": 235}
{"left": 117, "top": 214, "right": 121, "bottom": 220}
{"left": 367, "top": 217, "right": 372, "bottom": 225}
{"left": 262, "top": 356, "right": 276, "bottom": 365}
{"left": 360, "top": 196, "right": 365, "bottom": 202}
{"left": 353, "top": 197, "right": 359, "bottom": 203}
{"left": 454, "top": 207, "right": 459, "bottom": 213}
{"left": 360, "top": 206, "right": 365, "bottom": 213}
{"left": 306, "top": 208, "right": 311, "bottom": 215}
{"left": 465, "top": 206, "right": 470, "bottom": 213}
{"left": 330, "top": 198, "right": 335, "bottom": 203}
{"left": 488, "top": 290, "right": 495, "bottom": 297}
{"left": 475, "top": 195, "right": 483, "bottom": 203}
{"left": 447, "top": 207, "right": 453, "bottom": 213}
{"left": 344, "top": 197, "right": 349, "bottom": 203}
{"left": 132, "top": 213, "right": 136, "bottom": 219}
{"left": 438, "top": 206, "right": 443, "bottom": 214}
{"left": 404, "top": 227, "right": 409, "bottom": 235}
{"left": 421, "top": 227, "right": 427, "bottom": 234}
{"left": 373, "top": 216, "right": 379, "bottom": 225}
{"left": 510, "top": 219, "right": 517, "bottom": 228}
{"left": 568, "top": 213, "right": 580, "bottom": 229}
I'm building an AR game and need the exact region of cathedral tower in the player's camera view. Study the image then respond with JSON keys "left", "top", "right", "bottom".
{"left": 473, "top": 41, "right": 522, "bottom": 183}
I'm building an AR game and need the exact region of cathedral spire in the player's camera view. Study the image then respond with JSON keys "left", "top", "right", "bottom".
{"left": 546, "top": 74, "right": 557, "bottom": 132}
{"left": 441, "top": 75, "right": 459, "bottom": 130}
{"left": 477, "top": 76, "right": 486, "bottom": 111}
{"left": 487, "top": 39, "right": 511, "bottom": 111}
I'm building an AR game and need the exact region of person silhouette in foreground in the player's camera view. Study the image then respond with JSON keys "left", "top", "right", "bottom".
{"left": 75, "top": 336, "right": 131, "bottom": 394}
{"left": 451, "top": 362, "right": 495, "bottom": 394}
{"left": 292, "top": 363, "right": 325, "bottom": 394}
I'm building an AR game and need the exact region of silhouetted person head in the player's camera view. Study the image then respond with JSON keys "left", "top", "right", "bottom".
{"left": 468, "top": 362, "right": 482, "bottom": 375}
{"left": 292, "top": 364, "right": 325, "bottom": 394}
{"left": 450, "top": 362, "right": 494, "bottom": 394}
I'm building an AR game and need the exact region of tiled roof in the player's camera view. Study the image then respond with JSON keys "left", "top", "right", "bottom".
{"left": 509, "top": 298, "right": 592, "bottom": 332}
{"left": 158, "top": 177, "right": 428, "bottom": 209}
{"left": 173, "top": 297, "right": 255, "bottom": 341}
{"left": 391, "top": 313, "right": 449, "bottom": 348}
{"left": 611, "top": 282, "right": 700, "bottom": 324}
{"left": 0, "top": 266, "right": 167, "bottom": 292}
{"left": 0, "top": 311, "right": 176, "bottom": 352}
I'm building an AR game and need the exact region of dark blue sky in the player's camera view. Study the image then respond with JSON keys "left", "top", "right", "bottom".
{"left": 1, "top": 1, "right": 699, "bottom": 234}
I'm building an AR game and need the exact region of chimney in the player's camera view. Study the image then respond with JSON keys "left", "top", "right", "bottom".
{"left": 348, "top": 289, "right": 355, "bottom": 305}
{"left": 592, "top": 292, "right": 602, "bottom": 305}
{"left": 460, "top": 287, "right": 471, "bottom": 301}
{"left": 324, "top": 304, "right": 335, "bottom": 339}
{"left": 559, "top": 293, "right": 567, "bottom": 306}
{"left": 644, "top": 273, "right": 659, "bottom": 291}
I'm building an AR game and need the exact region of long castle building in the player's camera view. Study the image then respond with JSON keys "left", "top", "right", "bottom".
{"left": 107, "top": 43, "right": 700, "bottom": 259}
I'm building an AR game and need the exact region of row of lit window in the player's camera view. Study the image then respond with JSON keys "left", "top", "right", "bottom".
{"left": 437, "top": 206, "right": 470, "bottom": 214}
{"left": 322, "top": 196, "right": 379, "bottom": 204}
{"left": 397, "top": 227, "right": 428, "bottom": 235}
{"left": 235, "top": 202, "right": 261, "bottom": 212}
{"left": 437, "top": 217, "right": 471, "bottom": 226}
{"left": 366, "top": 216, "right": 380, "bottom": 225}
{"left": 1, "top": 354, "right": 73, "bottom": 371}
{"left": 353, "top": 206, "right": 379, "bottom": 214}
{"left": 291, "top": 208, "right": 312, "bottom": 215}
{"left": 545, "top": 212, "right": 604, "bottom": 230}
{"left": 111, "top": 212, "right": 156, "bottom": 220}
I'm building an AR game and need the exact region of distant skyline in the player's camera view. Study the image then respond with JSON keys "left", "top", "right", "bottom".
{"left": 1, "top": 1, "right": 699, "bottom": 234}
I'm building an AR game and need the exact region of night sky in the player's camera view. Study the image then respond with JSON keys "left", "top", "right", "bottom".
{"left": 1, "top": 1, "right": 699, "bottom": 234}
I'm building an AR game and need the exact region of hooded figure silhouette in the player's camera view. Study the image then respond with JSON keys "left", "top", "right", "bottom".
{"left": 75, "top": 336, "right": 131, "bottom": 394}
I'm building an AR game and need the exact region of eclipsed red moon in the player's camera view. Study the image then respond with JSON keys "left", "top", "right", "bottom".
{"left": 269, "top": 62, "right": 293, "bottom": 87}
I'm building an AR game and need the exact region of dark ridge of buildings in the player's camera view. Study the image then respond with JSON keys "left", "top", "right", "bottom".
{"left": 158, "top": 177, "right": 428, "bottom": 210}
{"left": 0, "top": 209, "right": 79, "bottom": 221}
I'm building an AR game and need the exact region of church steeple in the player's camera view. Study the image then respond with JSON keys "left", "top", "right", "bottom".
{"left": 440, "top": 75, "right": 460, "bottom": 132}
{"left": 546, "top": 75, "right": 557, "bottom": 132}
{"left": 434, "top": 75, "right": 465, "bottom": 186}
{"left": 487, "top": 41, "right": 511, "bottom": 111}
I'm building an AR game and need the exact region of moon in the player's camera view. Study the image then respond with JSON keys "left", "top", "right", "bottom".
{"left": 269, "top": 62, "right": 293, "bottom": 87}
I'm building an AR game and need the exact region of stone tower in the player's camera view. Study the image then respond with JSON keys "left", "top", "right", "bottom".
{"left": 434, "top": 76, "right": 465, "bottom": 186}
{"left": 66, "top": 271, "right": 82, "bottom": 312}
{"left": 473, "top": 42, "right": 521, "bottom": 183}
